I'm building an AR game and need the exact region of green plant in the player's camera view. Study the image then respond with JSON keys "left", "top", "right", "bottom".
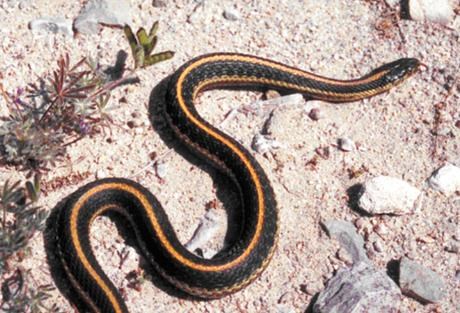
{"left": 124, "top": 21, "right": 175, "bottom": 68}
{"left": 0, "top": 177, "right": 59, "bottom": 313}
{"left": 0, "top": 176, "right": 44, "bottom": 271}
{"left": 0, "top": 55, "right": 132, "bottom": 172}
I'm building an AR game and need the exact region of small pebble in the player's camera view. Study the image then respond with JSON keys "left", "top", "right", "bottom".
{"left": 251, "top": 134, "right": 281, "bottom": 154}
{"left": 154, "top": 161, "right": 168, "bottom": 179}
{"left": 29, "top": 17, "right": 73, "bottom": 36}
{"left": 358, "top": 176, "right": 421, "bottom": 215}
{"left": 223, "top": 7, "right": 241, "bottom": 21}
{"left": 373, "top": 240, "right": 384, "bottom": 253}
{"left": 399, "top": 257, "right": 446, "bottom": 303}
{"left": 152, "top": 0, "right": 167, "bottom": 7}
{"left": 308, "top": 108, "right": 323, "bottom": 121}
{"left": 95, "top": 169, "right": 107, "bottom": 179}
{"left": 337, "top": 137, "right": 355, "bottom": 152}
{"left": 444, "top": 240, "right": 459, "bottom": 254}
{"left": 408, "top": 0, "right": 454, "bottom": 25}
{"left": 428, "top": 163, "right": 460, "bottom": 196}
{"left": 455, "top": 120, "right": 460, "bottom": 129}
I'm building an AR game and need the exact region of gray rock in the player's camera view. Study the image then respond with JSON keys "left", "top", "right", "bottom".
{"left": 322, "top": 220, "right": 368, "bottom": 264}
{"left": 152, "top": 0, "right": 167, "bottom": 7}
{"left": 29, "top": 17, "right": 73, "bottom": 36}
{"left": 313, "top": 262, "right": 401, "bottom": 313}
{"left": 74, "top": 0, "right": 132, "bottom": 34}
{"left": 399, "top": 257, "right": 446, "bottom": 303}
{"left": 358, "top": 176, "right": 421, "bottom": 215}
{"left": 428, "top": 163, "right": 460, "bottom": 196}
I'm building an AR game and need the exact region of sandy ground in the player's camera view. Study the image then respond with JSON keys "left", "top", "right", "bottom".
{"left": 0, "top": 0, "right": 459, "bottom": 312}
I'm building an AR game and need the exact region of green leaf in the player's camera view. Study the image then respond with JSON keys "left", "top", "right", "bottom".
{"left": 123, "top": 25, "right": 139, "bottom": 61}
{"left": 142, "top": 51, "right": 175, "bottom": 68}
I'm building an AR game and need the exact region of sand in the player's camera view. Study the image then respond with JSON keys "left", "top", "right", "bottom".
{"left": 0, "top": 0, "right": 458, "bottom": 312}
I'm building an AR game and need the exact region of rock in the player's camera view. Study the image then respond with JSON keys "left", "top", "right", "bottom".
{"left": 399, "top": 257, "right": 446, "bottom": 303}
{"left": 152, "top": 0, "right": 167, "bottom": 7}
{"left": 251, "top": 134, "right": 281, "bottom": 154}
{"left": 322, "top": 220, "right": 368, "bottom": 264}
{"left": 154, "top": 161, "right": 168, "bottom": 179}
{"left": 428, "top": 163, "right": 460, "bottom": 196}
{"left": 408, "top": 0, "right": 454, "bottom": 25}
{"left": 29, "top": 17, "right": 73, "bottom": 36}
{"left": 308, "top": 108, "right": 324, "bottom": 121}
{"left": 74, "top": 0, "right": 132, "bottom": 34}
{"left": 223, "top": 8, "right": 241, "bottom": 21}
{"left": 384, "top": 0, "right": 400, "bottom": 7}
{"left": 185, "top": 209, "right": 223, "bottom": 258}
{"left": 358, "top": 176, "right": 421, "bottom": 215}
{"left": 337, "top": 137, "right": 355, "bottom": 152}
{"left": 313, "top": 262, "right": 401, "bottom": 313}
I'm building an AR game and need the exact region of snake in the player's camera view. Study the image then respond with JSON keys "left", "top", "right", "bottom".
{"left": 50, "top": 53, "right": 420, "bottom": 313}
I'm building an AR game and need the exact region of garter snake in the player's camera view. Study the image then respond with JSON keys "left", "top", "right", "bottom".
{"left": 50, "top": 53, "right": 420, "bottom": 313}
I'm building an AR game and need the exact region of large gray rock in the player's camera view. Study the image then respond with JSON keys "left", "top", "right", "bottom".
{"left": 74, "top": 0, "right": 132, "bottom": 34}
{"left": 313, "top": 262, "right": 401, "bottom": 313}
{"left": 399, "top": 257, "right": 446, "bottom": 303}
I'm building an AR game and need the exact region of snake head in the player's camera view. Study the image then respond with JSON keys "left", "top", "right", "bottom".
{"left": 381, "top": 58, "right": 422, "bottom": 86}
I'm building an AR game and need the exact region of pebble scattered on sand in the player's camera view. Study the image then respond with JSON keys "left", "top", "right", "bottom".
{"left": 223, "top": 7, "right": 241, "bottom": 21}
{"left": 252, "top": 134, "right": 281, "bottom": 154}
{"left": 151, "top": 0, "right": 167, "bottom": 7}
{"left": 313, "top": 262, "right": 401, "bottom": 313}
{"left": 29, "top": 17, "right": 73, "bottom": 36}
{"left": 154, "top": 160, "right": 168, "bottom": 179}
{"left": 358, "top": 176, "right": 421, "bottom": 215}
{"left": 399, "top": 257, "right": 446, "bottom": 303}
{"left": 427, "top": 163, "right": 460, "bottom": 196}
{"left": 337, "top": 137, "right": 355, "bottom": 152}
{"left": 408, "top": 0, "right": 454, "bottom": 25}
{"left": 74, "top": 0, "right": 132, "bottom": 34}
{"left": 322, "top": 220, "right": 368, "bottom": 264}
{"left": 308, "top": 108, "right": 324, "bottom": 121}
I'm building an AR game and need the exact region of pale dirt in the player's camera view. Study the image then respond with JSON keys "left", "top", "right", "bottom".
{"left": 0, "top": 0, "right": 459, "bottom": 312}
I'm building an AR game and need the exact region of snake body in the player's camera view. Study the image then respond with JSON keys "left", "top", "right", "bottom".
{"left": 51, "top": 53, "right": 420, "bottom": 313}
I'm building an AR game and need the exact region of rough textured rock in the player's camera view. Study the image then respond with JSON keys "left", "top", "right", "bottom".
{"left": 428, "top": 163, "right": 460, "bottom": 196}
{"left": 358, "top": 176, "right": 421, "bottom": 215}
{"left": 322, "top": 220, "right": 368, "bottom": 263}
{"left": 313, "top": 262, "right": 401, "bottom": 313}
{"left": 29, "top": 17, "right": 73, "bottom": 36}
{"left": 399, "top": 257, "right": 446, "bottom": 303}
{"left": 74, "top": 0, "right": 132, "bottom": 34}
{"left": 408, "top": 0, "right": 454, "bottom": 25}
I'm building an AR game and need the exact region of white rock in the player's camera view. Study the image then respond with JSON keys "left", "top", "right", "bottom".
{"left": 223, "top": 8, "right": 241, "bottom": 21}
{"left": 251, "top": 134, "right": 281, "bottom": 154}
{"left": 338, "top": 137, "right": 355, "bottom": 152}
{"left": 409, "top": 0, "right": 454, "bottom": 25}
{"left": 428, "top": 163, "right": 460, "bottom": 196}
{"left": 74, "top": 0, "right": 132, "bottom": 34}
{"left": 358, "top": 176, "right": 421, "bottom": 215}
{"left": 29, "top": 17, "right": 73, "bottom": 36}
